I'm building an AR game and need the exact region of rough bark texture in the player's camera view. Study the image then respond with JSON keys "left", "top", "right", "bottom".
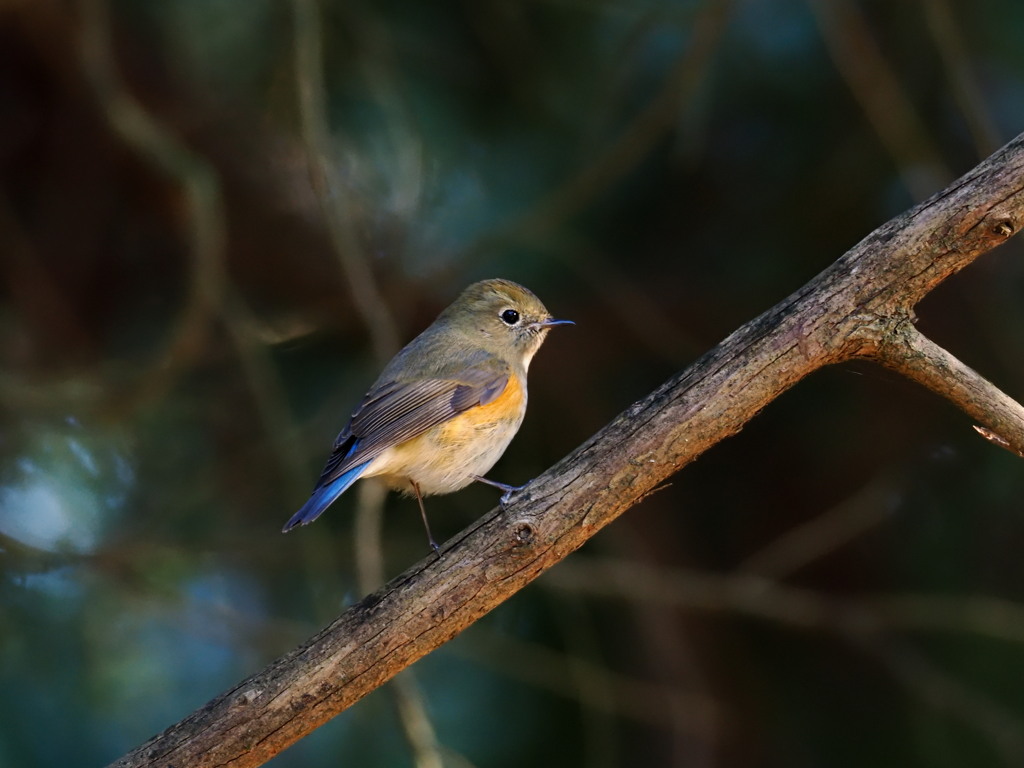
{"left": 109, "top": 133, "right": 1024, "bottom": 768}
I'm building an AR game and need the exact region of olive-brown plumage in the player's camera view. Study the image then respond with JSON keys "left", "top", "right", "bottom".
{"left": 283, "top": 279, "right": 572, "bottom": 550}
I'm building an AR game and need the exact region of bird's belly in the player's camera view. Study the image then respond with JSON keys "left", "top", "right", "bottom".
{"left": 366, "top": 375, "right": 527, "bottom": 495}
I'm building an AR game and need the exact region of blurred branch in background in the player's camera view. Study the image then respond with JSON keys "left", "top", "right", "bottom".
{"left": 807, "top": 0, "right": 951, "bottom": 199}
{"left": 79, "top": 0, "right": 313, "bottom": 498}
{"left": 292, "top": 0, "right": 400, "bottom": 362}
{"left": 548, "top": 559, "right": 1024, "bottom": 649}
{"left": 921, "top": 0, "right": 1002, "bottom": 158}
{"left": 865, "top": 638, "right": 1024, "bottom": 767}
{"left": 737, "top": 472, "right": 898, "bottom": 578}
{"left": 497, "top": 0, "right": 733, "bottom": 242}
{"left": 456, "top": 624, "right": 718, "bottom": 741}
{"left": 549, "top": 559, "right": 1024, "bottom": 766}
{"left": 77, "top": 0, "right": 227, "bottom": 411}
{"left": 220, "top": 295, "right": 311, "bottom": 499}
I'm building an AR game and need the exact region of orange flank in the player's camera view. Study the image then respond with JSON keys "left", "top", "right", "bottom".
{"left": 435, "top": 373, "right": 526, "bottom": 446}
{"left": 370, "top": 373, "right": 529, "bottom": 497}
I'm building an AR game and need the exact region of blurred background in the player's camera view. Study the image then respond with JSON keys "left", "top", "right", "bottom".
{"left": 3, "top": 0, "right": 1024, "bottom": 766}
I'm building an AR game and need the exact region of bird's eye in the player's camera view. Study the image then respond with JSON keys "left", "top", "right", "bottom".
{"left": 500, "top": 308, "right": 520, "bottom": 325}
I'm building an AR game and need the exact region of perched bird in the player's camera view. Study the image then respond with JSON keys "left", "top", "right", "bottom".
{"left": 282, "top": 278, "right": 572, "bottom": 551}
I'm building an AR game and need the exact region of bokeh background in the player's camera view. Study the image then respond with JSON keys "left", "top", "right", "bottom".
{"left": 3, "top": 0, "right": 1024, "bottom": 766}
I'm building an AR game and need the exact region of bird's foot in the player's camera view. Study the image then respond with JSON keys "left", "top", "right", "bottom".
{"left": 472, "top": 475, "right": 527, "bottom": 509}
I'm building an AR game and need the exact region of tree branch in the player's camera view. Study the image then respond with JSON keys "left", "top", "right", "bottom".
{"left": 875, "top": 322, "right": 1024, "bottom": 457}
{"left": 108, "top": 133, "right": 1024, "bottom": 768}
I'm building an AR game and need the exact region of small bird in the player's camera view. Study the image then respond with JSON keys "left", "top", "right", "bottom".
{"left": 282, "top": 278, "right": 572, "bottom": 551}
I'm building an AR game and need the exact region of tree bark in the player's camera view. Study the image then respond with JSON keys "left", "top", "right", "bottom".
{"left": 108, "top": 132, "right": 1024, "bottom": 768}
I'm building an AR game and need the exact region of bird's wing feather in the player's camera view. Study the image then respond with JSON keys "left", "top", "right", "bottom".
{"left": 314, "top": 362, "right": 510, "bottom": 488}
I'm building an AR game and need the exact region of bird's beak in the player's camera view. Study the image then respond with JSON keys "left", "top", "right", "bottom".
{"left": 538, "top": 318, "right": 574, "bottom": 327}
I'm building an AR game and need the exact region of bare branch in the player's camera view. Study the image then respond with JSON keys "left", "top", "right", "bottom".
{"left": 108, "top": 133, "right": 1024, "bottom": 768}
{"left": 875, "top": 322, "right": 1024, "bottom": 457}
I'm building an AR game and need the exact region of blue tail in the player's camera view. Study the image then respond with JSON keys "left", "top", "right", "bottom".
{"left": 282, "top": 461, "right": 370, "bottom": 532}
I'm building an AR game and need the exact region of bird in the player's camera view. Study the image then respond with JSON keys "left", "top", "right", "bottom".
{"left": 282, "top": 278, "right": 573, "bottom": 552}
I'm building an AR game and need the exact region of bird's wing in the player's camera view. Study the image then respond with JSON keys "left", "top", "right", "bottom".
{"left": 313, "top": 361, "right": 510, "bottom": 488}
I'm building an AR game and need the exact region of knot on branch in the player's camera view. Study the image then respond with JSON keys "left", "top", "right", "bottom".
{"left": 513, "top": 521, "right": 535, "bottom": 545}
{"left": 993, "top": 219, "right": 1015, "bottom": 238}
{"left": 233, "top": 689, "right": 263, "bottom": 708}
{"left": 964, "top": 213, "right": 1018, "bottom": 251}
{"left": 837, "top": 311, "right": 910, "bottom": 358}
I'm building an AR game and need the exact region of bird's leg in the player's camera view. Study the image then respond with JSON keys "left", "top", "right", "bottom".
{"left": 410, "top": 480, "right": 440, "bottom": 557}
{"left": 472, "top": 475, "right": 526, "bottom": 507}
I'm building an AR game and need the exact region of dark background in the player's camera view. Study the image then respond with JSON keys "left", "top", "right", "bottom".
{"left": 3, "top": 1, "right": 1024, "bottom": 766}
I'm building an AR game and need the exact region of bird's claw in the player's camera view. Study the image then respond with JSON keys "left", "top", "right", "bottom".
{"left": 472, "top": 474, "right": 526, "bottom": 510}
